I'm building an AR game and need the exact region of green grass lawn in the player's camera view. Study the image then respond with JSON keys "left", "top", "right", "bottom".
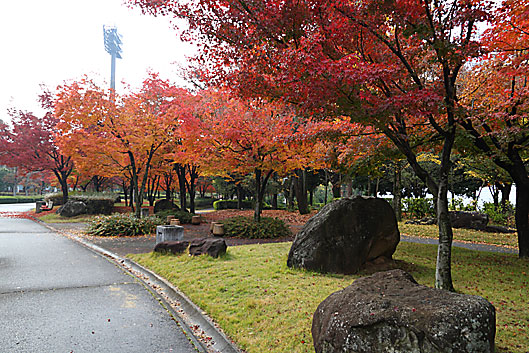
{"left": 399, "top": 222, "right": 519, "bottom": 248}
{"left": 37, "top": 213, "right": 96, "bottom": 223}
{"left": 130, "top": 242, "right": 529, "bottom": 353}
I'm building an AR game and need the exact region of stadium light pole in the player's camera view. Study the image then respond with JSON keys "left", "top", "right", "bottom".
{"left": 103, "top": 26, "right": 123, "bottom": 91}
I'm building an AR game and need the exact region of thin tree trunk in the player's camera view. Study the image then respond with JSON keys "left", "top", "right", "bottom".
{"left": 122, "top": 180, "right": 128, "bottom": 207}
{"left": 175, "top": 164, "right": 187, "bottom": 211}
{"left": 393, "top": 165, "right": 402, "bottom": 221}
{"left": 434, "top": 126, "right": 456, "bottom": 291}
{"left": 499, "top": 182, "right": 512, "bottom": 212}
{"left": 515, "top": 182, "right": 529, "bottom": 258}
{"left": 253, "top": 169, "right": 273, "bottom": 222}
{"left": 294, "top": 169, "right": 309, "bottom": 215}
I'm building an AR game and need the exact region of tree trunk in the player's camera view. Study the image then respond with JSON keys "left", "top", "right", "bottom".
{"left": 324, "top": 171, "right": 329, "bottom": 205}
{"left": 393, "top": 165, "right": 402, "bottom": 221}
{"left": 499, "top": 182, "right": 512, "bottom": 212}
{"left": 294, "top": 169, "right": 309, "bottom": 215}
{"left": 12, "top": 167, "right": 18, "bottom": 196}
{"left": 185, "top": 164, "right": 199, "bottom": 214}
{"left": 434, "top": 125, "right": 456, "bottom": 291}
{"left": 129, "top": 181, "right": 134, "bottom": 211}
{"left": 254, "top": 169, "right": 263, "bottom": 222}
{"left": 122, "top": 180, "right": 128, "bottom": 207}
{"left": 128, "top": 152, "right": 141, "bottom": 218}
{"left": 253, "top": 169, "right": 273, "bottom": 222}
{"left": 435, "top": 176, "right": 455, "bottom": 291}
{"left": 286, "top": 177, "right": 295, "bottom": 209}
{"left": 236, "top": 183, "right": 243, "bottom": 209}
{"left": 175, "top": 164, "right": 187, "bottom": 211}
{"left": 490, "top": 184, "right": 500, "bottom": 207}
{"left": 272, "top": 193, "right": 278, "bottom": 209}
{"left": 515, "top": 182, "right": 529, "bottom": 258}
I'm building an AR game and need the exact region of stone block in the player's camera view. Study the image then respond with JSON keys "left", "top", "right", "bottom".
{"left": 156, "top": 225, "right": 184, "bottom": 245}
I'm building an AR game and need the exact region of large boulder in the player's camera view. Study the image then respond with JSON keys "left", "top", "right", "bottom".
{"left": 154, "top": 199, "right": 180, "bottom": 214}
{"left": 154, "top": 241, "right": 190, "bottom": 255}
{"left": 287, "top": 197, "right": 400, "bottom": 274}
{"left": 450, "top": 211, "right": 489, "bottom": 230}
{"left": 312, "top": 269, "right": 496, "bottom": 353}
{"left": 56, "top": 200, "right": 87, "bottom": 218}
{"left": 189, "top": 238, "right": 227, "bottom": 258}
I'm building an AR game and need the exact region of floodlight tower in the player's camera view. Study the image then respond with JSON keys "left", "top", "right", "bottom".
{"left": 103, "top": 26, "right": 123, "bottom": 91}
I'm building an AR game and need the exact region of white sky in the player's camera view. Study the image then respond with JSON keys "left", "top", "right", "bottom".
{"left": 0, "top": 0, "right": 193, "bottom": 120}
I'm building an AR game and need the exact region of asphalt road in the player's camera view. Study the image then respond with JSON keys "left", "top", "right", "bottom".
{"left": 0, "top": 216, "right": 199, "bottom": 353}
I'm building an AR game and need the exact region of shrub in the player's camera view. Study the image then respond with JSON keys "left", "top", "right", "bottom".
{"left": 194, "top": 197, "right": 218, "bottom": 209}
{"left": 44, "top": 192, "right": 117, "bottom": 214}
{"left": 213, "top": 199, "right": 253, "bottom": 210}
{"left": 155, "top": 209, "right": 194, "bottom": 224}
{"left": 72, "top": 193, "right": 116, "bottom": 215}
{"left": 481, "top": 202, "right": 515, "bottom": 227}
{"left": 222, "top": 216, "right": 292, "bottom": 239}
{"left": 86, "top": 214, "right": 163, "bottom": 237}
{"left": 402, "top": 198, "right": 435, "bottom": 219}
{"left": 0, "top": 196, "right": 43, "bottom": 204}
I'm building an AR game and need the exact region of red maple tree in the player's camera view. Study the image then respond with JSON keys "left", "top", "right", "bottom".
{"left": 0, "top": 90, "right": 73, "bottom": 203}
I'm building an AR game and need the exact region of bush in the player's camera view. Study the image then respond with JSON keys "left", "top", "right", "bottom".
{"left": 481, "top": 202, "right": 515, "bottom": 227}
{"left": 194, "top": 197, "right": 218, "bottom": 209}
{"left": 213, "top": 199, "right": 253, "bottom": 210}
{"left": 222, "top": 216, "right": 292, "bottom": 239}
{"left": 155, "top": 209, "right": 194, "bottom": 224}
{"left": 0, "top": 196, "right": 43, "bottom": 204}
{"left": 72, "top": 194, "right": 116, "bottom": 215}
{"left": 45, "top": 192, "right": 117, "bottom": 214}
{"left": 86, "top": 214, "right": 163, "bottom": 237}
{"left": 402, "top": 198, "right": 435, "bottom": 219}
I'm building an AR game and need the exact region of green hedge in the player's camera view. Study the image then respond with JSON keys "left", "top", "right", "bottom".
{"left": 0, "top": 196, "right": 43, "bottom": 204}
{"left": 45, "top": 192, "right": 117, "bottom": 214}
{"left": 213, "top": 199, "right": 254, "bottom": 210}
{"left": 222, "top": 216, "right": 292, "bottom": 239}
{"left": 194, "top": 197, "right": 218, "bottom": 209}
{"left": 86, "top": 214, "right": 163, "bottom": 237}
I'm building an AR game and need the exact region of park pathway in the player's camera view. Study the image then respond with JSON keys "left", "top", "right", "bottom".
{"left": 0, "top": 215, "right": 199, "bottom": 353}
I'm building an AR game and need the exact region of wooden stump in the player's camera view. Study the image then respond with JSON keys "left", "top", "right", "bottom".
{"left": 191, "top": 215, "right": 201, "bottom": 225}
{"left": 170, "top": 219, "right": 181, "bottom": 226}
{"left": 212, "top": 223, "right": 225, "bottom": 236}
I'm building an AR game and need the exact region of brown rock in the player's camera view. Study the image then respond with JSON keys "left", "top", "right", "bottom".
{"left": 189, "top": 238, "right": 227, "bottom": 258}
{"left": 287, "top": 197, "right": 400, "bottom": 274}
{"left": 154, "top": 241, "right": 190, "bottom": 254}
{"left": 312, "top": 269, "right": 496, "bottom": 353}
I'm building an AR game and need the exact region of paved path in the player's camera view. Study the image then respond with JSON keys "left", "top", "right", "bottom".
{"left": 0, "top": 202, "right": 35, "bottom": 213}
{"left": 401, "top": 235, "right": 518, "bottom": 254}
{"left": 0, "top": 216, "right": 199, "bottom": 353}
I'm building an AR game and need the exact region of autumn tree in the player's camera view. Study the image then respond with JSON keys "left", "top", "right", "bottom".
{"left": 459, "top": 0, "right": 529, "bottom": 257}
{"left": 181, "top": 90, "right": 319, "bottom": 221}
{"left": 0, "top": 91, "right": 74, "bottom": 204}
{"left": 55, "top": 74, "right": 188, "bottom": 217}
{"left": 130, "top": 0, "right": 494, "bottom": 290}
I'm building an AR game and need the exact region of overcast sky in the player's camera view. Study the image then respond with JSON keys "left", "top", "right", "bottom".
{"left": 0, "top": 0, "right": 193, "bottom": 120}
